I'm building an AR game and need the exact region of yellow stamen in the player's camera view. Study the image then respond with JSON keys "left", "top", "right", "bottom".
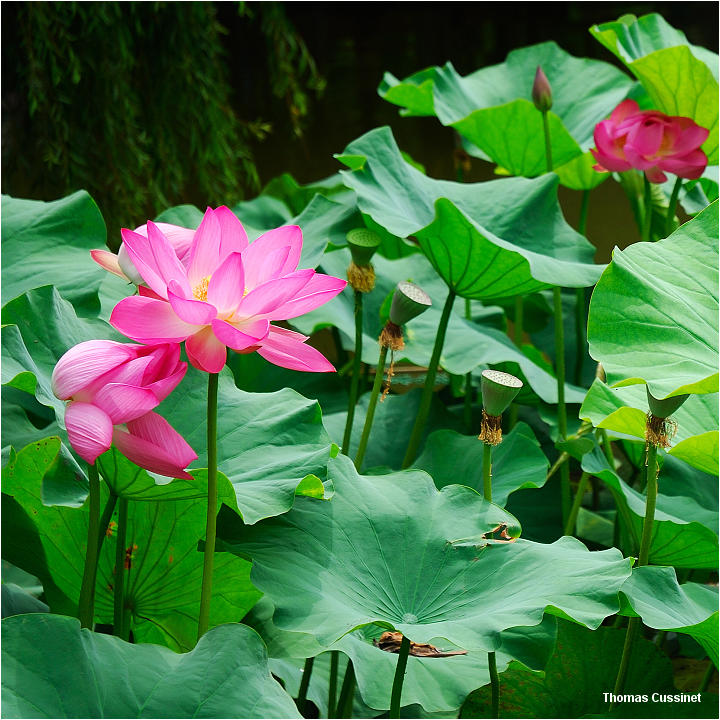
{"left": 193, "top": 276, "right": 211, "bottom": 301}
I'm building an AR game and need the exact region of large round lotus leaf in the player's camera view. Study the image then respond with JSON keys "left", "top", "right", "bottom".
{"left": 379, "top": 42, "right": 633, "bottom": 174}
{"left": 460, "top": 619, "right": 676, "bottom": 719}
{"left": 293, "top": 249, "right": 586, "bottom": 405}
{"left": 1, "top": 192, "right": 107, "bottom": 315}
{"left": 580, "top": 379, "right": 719, "bottom": 475}
{"left": 581, "top": 447, "right": 718, "bottom": 569}
{"left": 619, "top": 565, "right": 719, "bottom": 664}
{"left": 217, "top": 455, "right": 631, "bottom": 651}
{"left": 1, "top": 287, "right": 332, "bottom": 523}
{"left": 336, "top": 127, "right": 602, "bottom": 291}
{"left": 1, "top": 614, "right": 299, "bottom": 718}
{"left": 590, "top": 13, "right": 718, "bottom": 164}
{"left": 413, "top": 423, "right": 549, "bottom": 506}
{"left": 588, "top": 202, "right": 719, "bottom": 399}
{"left": 2, "top": 439, "right": 261, "bottom": 651}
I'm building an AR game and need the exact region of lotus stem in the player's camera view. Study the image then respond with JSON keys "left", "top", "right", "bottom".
{"left": 342, "top": 290, "right": 364, "bottom": 455}
{"left": 641, "top": 174, "right": 653, "bottom": 243}
{"left": 355, "top": 345, "right": 388, "bottom": 471}
{"left": 489, "top": 650, "right": 500, "bottom": 718}
{"left": 336, "top": 659, "right": 356, "bottom": 718}
{"left": 482, "top": 442, "right": 493, "bottom": 502}
{"left": 542, "top": 110, "right": 553, "bottom": 172}
{"left": 553, "top": 286, "right": 571, "bottom": 524}
{"left": 574, "top": 288, "right": 585, "bottom": 386}
{"left": 78, "top": 462, "right": 101, "bottom": 629}
{"left": 665, "top": 176, "right": 682, "bottom": 237}
{"left": 402, "top": 289, "right": 456, "bottom": 468}
{"left": 198, "top": 372, "right": 219, "bottom": 641}
{"left": 564, "top": 472, "right": 590, "bottom": 536}
{"left": 464, "top": 298, "right": 473, "bottom": 431}
{"left": 508, "top": 295, "right": 524, "bottom": 429}
{"left": 699, "top": 660, "right": 715, "bottom": 693}
{"left": 113, "top": 495, "right": 129, "bottom": 640}
{"left": 389, "top": 634, "right": 411, "bottom": 718}
{"left": 599, "top": 428, "right": 614, "bottom": 467}
{"left": 328, "top": 650, "right": 340, "bottom": 717}
{"left": 296, "top": 656, "right": 314, "bottom": 714}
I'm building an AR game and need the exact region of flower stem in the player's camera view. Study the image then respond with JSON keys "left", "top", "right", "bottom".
{"left": 553, "top": 286, "right": 571, "bottom": 524}
{"left": 328, "top": 650, "right": 339, "bottom": 717}
{"left": 599, "top": 428, "right": 614, "bottom": 467}
{"left": 612, "top": 441, "right": 659, "bottom": 701}
{"left": 563, "top": 472, "right": 590, "bottom": 536}
{"left": 402, "top": 289, "right": 456, "bottom": 468}
{"left": 482, "top": 442, "right": 493, "bottom": 502}
{"left": 113, "top": 495, "right": 129, "bottom": 640}
{"left": 542, "top": 110, "right": 553, "bottom": 173}
{"left": 464, "top": 298, "right": 473, "bottom": 432}
{"left": 342, "top": 290, "right": 364, "bottom": 455}
{"left": 488, "top": 650, "right": 500, "bottom": 718}
{"left": 665, "top": 176, "right": 682, "bottom": 237}
{"left": 641, "top": 174, "right": 653, "bottom": 243}
{"left": 197, "top": 372, "right": 219, "bottom": 641}
{"left": 389, "top": 634, "right": 411, "bottom": 718}
{"left": 78, "top": 462, "right": 101, "bottom": 629}
{"left": 355, "top": 345, "right": 388, "bottom": 470}
{"left": 296, "top": 656, "right": 314, "bottom": 714}
{"left": 574, "top": 288, "right": 585, "bottom": 386}
{"left": 336, "top": 659, "right": 356, "bottom": 718}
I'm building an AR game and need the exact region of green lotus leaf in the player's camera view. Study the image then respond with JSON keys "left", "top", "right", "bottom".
{"left": 460, "top": 619, "right": 676, "bottom": 718}
{"left": 587, "top": 201, "right": 719, "bottom": 398}
{"left": 590, "top": 13, "right": 719, "bottom": 163}
{"left": 2, "top": 438, "right": 260, "bottom": 650}
{"left": 378, "top": 67, "right": 440, "bottom": 117}
{"left": 619, "top": 565, "right": 719, "bottom": 664}
{"left": 554, "top": 151, "right": 609, "bottom": 191}
{"left": 413, "top": 423, "right": 549, "bottom": 506}
{"left": 1, "top": 614, "right": 299, "bottom": 718}
{"left": 217, "top": 455, "right": 631, "bottom": 652}
{"left": 1, "top": 582, "right": 49, "bottom": 618}
{"left": 336, "top": 127, "right": 602, "bottom": 291}
{"left": 293, "top": 248, "right": 586, "bottom": 405}
{"left": 1, "top": 192, "right": 107, "bottom": 315}
{"left": 260, "top": 171, "right": 355, "bottom": 216}
{"left": 580, "top": 379, "right": 719, "bottom": 475}
{"left": 581, "top": 447, "right": 718, "bottom": 569}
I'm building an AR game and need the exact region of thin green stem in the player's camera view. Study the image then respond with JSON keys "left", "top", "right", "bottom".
{"left": 97, "top": 491, "right": 118, "bottom": 552}
{"left": 336, "top": 659, "right": 356, "bottom": 718}
{"left": 599, "top": 428, "right": 614, "bottom": 468}
{"left": 402, "top": 289, "right": 456, "bottom": 468}
{"left": 574, "top": 287, "right": 585, "bottom": 386}
{"left": 578, "top": 189, "right": 590, "bottom": 235}
{"left": 542, "top": 110, "right": 553, "bottom": 173}
{"left": 355, "top": 345, "right": 388, "bottom": 470}
{"left": 488, "top": 650, "right": 500, "bottom": 719}
{"left": 553, "top": 286, "right": 571, "bottom": 524}
{"left": 482, "top": 442, "right": 493, "bottom": 502}
{"left": 612, "top": 441, "right": 659, "bottom": 699}
{"left": 342, "top": 290, "right": 364, "bottom": 455}
{"left": 564, "top": 472, "right": 590, "bottom": 536}
{"left": 641, "top": 174, "right": 653, "bottom": 243}
{"left": 665, "top": 176, "right": 682, "bottom": 237}
{"left": 389, "top": 635, "right": 411, "bottom": 718}
{"left": 197, "top": 372, "right": 219, "bottom": 641}
{"left": 78, "top": 463, "right": 101, "bottom": 629}
{"left": 464, "top": 298, "right": 473, "bottom": 432}
{"left": 328, "top": 650, "right": 339, "bottom": 718}
{"left": 113, "top": 495, "right": 129, "bottom": 639}
{"left": 296, "top": 656, "right": 314, "bottom": 715}
{"left": 699, "top": 660, "right": 715, "bottom": 693}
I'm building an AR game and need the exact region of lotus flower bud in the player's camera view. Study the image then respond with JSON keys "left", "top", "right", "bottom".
{"left": 532, "top": 66, "right": 552, "bottom": 113}
{"left": 389, "top": 282, "right": 432, "bottom": 326}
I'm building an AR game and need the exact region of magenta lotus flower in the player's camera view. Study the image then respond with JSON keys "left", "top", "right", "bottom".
{"left": 92, "top": 222, "right": 196, "bottom": 285}
{"left": 591, "top": 99, "right": 709, "bottom": 183}
{"left": 52, "top": 340, "right": 197, "bottom": 477}
{"left": 109, "top": 207, "right": 347, "bottom": 374}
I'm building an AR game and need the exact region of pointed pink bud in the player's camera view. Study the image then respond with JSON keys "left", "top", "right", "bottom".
{"left": 532, "top": 66, "right": 552, "bottom": 112}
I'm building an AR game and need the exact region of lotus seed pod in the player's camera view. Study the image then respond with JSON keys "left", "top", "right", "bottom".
{"left": 389, "top": 282, "right": 432, "bottom": 326}
{"left": 532, "top": 65, "right": 552, "bottom": 112}
{"left": 646, "top": 387, "right": 689, "bottom": 419}
{"left": 346, "top": 228, "right": 382, "bottom": 267}
{"left": 481, "top": 369, "right": 523, "bottom": 416}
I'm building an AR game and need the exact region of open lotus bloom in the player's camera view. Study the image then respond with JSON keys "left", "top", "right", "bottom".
{"left": 109, "top": 207, "right": 347, "bottom": 373}
{"left": 91, "top": 222, "right": 196, "bottom": 285}
{"left": 52, "top": 340, "right": 197, "bottom": 477}
{"left": 591, "top": 99, "right": 709, "bottom": 183}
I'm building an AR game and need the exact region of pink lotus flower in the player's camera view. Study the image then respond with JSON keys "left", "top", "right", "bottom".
{"left": 52, "top": 340, "right": 197, "bottom": 477}
{"left": 591, "top": 99, "right": 709, "bottom": 183}
{"left": 109, "top": 207, "right": 346, "bottom": 373}
{"left": 92, "top": 222, "right": 196, "bottom": 285}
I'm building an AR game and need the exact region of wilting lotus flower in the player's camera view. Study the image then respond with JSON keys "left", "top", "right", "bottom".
{"left": 92, "top": 222, "right": 196, "bottom": 285}
{"left": 591, "top": 99, "right": 709, "bottom": 183}
{"left": 52, "top": 340, "right": 197, "bottom": 477}
{"left": 109, "top": 207, "right": 347, "bottom": 373}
